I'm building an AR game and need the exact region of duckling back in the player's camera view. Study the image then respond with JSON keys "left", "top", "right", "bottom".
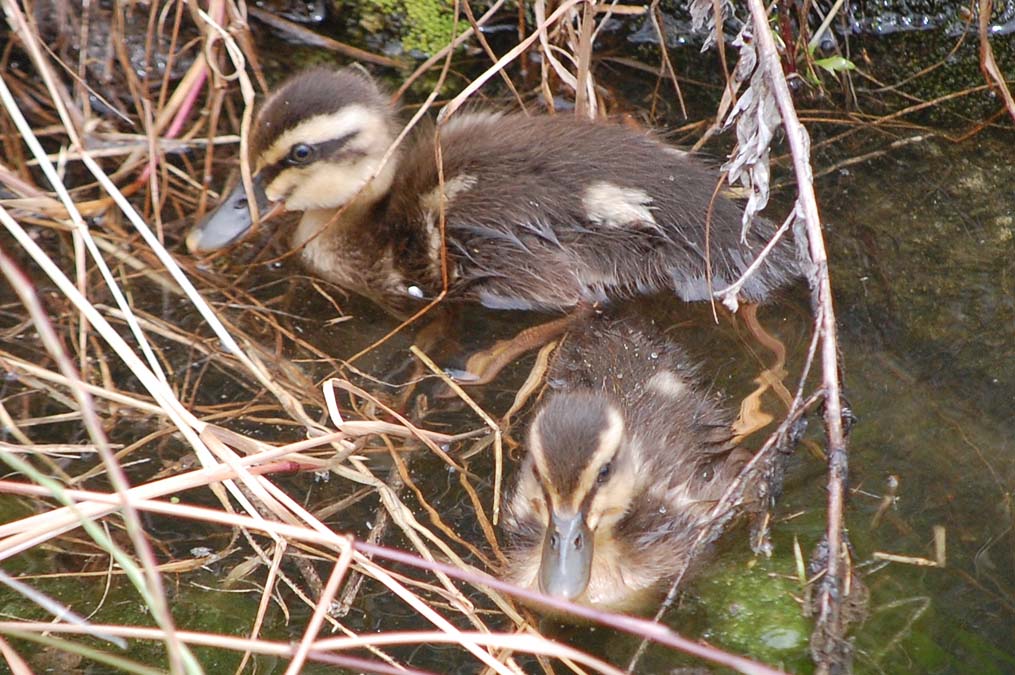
{"left": 385, "top": 113, "right": 800, "bottom": 311}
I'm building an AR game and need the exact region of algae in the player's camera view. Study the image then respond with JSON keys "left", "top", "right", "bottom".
{"left": 693, "top": 557, "right": 813, "bottom": 672}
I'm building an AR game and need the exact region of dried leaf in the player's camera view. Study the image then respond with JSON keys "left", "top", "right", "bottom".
{"left": 688, "top": 0, "right": 734, "bottom": 51}
{"left": 721, "top": 27, "right": 782, "bottom": 237}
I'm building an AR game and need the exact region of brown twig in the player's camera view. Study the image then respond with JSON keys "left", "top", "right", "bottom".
{"left": 245, "top": 7, "right": 402, "bottom": 69}
{"left": 977, "top": 0, "right": 1015, "bottom": 123}
{"left": 744, "top": 1, "right": 852, "bottom": 672}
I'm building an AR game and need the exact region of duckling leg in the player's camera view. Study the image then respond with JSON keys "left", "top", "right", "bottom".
{"left": 453, "top": 308, "right": 592, "bottom": 386}
{"left": 379, "top": 305, "right": 459, "bottom": 393}
{"left": 732, "top": 303, "right": 793, "bottom": 442}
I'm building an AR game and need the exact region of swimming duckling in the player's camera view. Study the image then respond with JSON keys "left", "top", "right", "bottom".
{"left": 188, "top": 67, "right": 799, "bottom": 315}
{"left": 502, "top": 317, "right": 750, "bottom": 613}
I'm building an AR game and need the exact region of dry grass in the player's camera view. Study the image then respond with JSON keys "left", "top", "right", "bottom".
{"left": 0, "top": 1, "right": 798, "bottom": 672}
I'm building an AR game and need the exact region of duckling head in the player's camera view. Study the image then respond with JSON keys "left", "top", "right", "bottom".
{"left": 517, "top": 390, "right": 638, "bottom": 603}
{"left": 188, "top": 67, "right": 398, "bottom": 252}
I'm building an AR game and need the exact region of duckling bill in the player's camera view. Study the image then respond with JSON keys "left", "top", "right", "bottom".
{"left": 503, "top": 318, "right": 751, "bottom": 613}
{"left": 189, "top": 67, "right": 800, "bottom": 315}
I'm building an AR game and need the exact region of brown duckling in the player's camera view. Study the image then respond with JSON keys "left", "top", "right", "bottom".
{"left": 502, "top": 317, "right": 750, "bottom": 613}
{"left": 188, "top": 67, "right": 799, "bottom": 315}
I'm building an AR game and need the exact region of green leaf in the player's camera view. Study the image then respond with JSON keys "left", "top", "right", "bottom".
{"left": 815, "top": 56, "right": 857, "bottom": 73}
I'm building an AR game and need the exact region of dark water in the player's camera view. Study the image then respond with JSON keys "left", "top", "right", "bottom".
{"left": 817, "top": 132, "right": 1015, "bottom": 674}
{"left": 252, "top": 131, "right": 1015, "bottom": 673}
{"left": 221, "top": 124, "right": 1014, "bottom": 674}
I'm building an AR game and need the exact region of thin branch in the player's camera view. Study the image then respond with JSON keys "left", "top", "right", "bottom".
{"left": 744, "top": 1, "right": 851, "bottom": 672}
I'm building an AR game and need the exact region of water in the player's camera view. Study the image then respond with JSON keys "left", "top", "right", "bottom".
{"left": 259, "top": 130, "right": 1015, "bottom": 672}
{"left": 818, "top": 132, "right": 1015, "bottom": 672}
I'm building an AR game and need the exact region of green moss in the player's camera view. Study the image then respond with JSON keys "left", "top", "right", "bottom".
{"left": 360, "top": 0, "right": 457, "bottom": 57}
{"left": 694, "top": 558, "right": 813, "bottom": 672}
{"left": 0, "top": 568, "right": 279, "bottom": 671}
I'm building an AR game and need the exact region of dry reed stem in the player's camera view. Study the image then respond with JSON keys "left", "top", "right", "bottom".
{"left": 0, "top": 622, "right": 630, "bottom": 675}
{"left": 410, "top": 345, "right": 505, "bottom": 524}
{"left": 441, "top": 0, "right": 586, "bottom": 121}
{"left": 244, "top": 7, "right": 403, "bottom": 69}
{"left": 284, "top": 539, "right": 355, "bottom": 674}
{"left": 0, "top": 250, "right": 193, "bottom": 671}
{"left": 0, "top": 480, "right": 786, "bottom": 674}
{"left": 0, "top": 635, "right": 31, "bottom": 674}
{"left": 978, "top": 0, "right": 1015, "bottom": 123}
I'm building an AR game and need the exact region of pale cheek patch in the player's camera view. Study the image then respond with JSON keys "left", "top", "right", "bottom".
{"left": 647, "top": 369, "right": 687, "bottom": 398}
{"left": 268, "top": 156, "right": 392, "bottom": 211}
{"left": 510, "top": 461, "right": 548, "bottom": 522}
{"left": 583, "top": 181, "right": 657, "bottom": 228}
{"left": 587, "top": 493, "right": 615, "bottom": 531}
{"left": 587, "top": 464, "right": 636, "bottom": 531}
{"left": 504, "top": 547, "right": 541, "bottom": 590}
{"left": 264, "top": 168, "right": 304, "bottom": 202}
{"left": 289, "top": 163, "right": 367, "bottom": 210}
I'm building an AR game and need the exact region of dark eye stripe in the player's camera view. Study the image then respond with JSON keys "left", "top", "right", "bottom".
{"left": 315, "top": 132, "right": 357, "bottom": 158}
{"left": 256, "top": 131, "right": 358, "bottom": 185}
{"left": 257, "top": 161, "right": 285, "bottom": 188}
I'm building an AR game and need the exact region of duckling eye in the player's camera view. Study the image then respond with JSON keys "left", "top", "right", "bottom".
{"left": 287, "top": 143, "right": 315, "bottom": 165}
{"left": 596, "top": 462, "right": 612, "bottom": 484}
{"left": 700, "top": 465, "right": 715, "bottom": 482}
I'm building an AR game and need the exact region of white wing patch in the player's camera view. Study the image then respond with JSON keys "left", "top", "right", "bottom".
{"left": 420, "top": 173, "right": 478, "bottom": 268}
{"left": 647, "top": 369, "right": 687, "bottom": 398}
{"left": 419, "top": 173, "right": 478, "bottom": 215}
{"left": 583, "top": 181, "right": 657, "bottom": 228}
{"left": 440, "top": 111, "right": 504, "bottom": 135}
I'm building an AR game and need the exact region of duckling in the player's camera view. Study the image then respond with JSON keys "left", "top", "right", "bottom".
{"left": 502, "top": 317, "right": 750, "bottom": 613}
{"left": 188, "top": 67, "right": 799, "bottom": 316}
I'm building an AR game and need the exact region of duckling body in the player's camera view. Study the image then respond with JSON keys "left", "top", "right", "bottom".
{"left": 189, "top": 68, "right": 799, "bottom": 315}
{"left": 503, "top": 317, "right": 749, "bottom": 613}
